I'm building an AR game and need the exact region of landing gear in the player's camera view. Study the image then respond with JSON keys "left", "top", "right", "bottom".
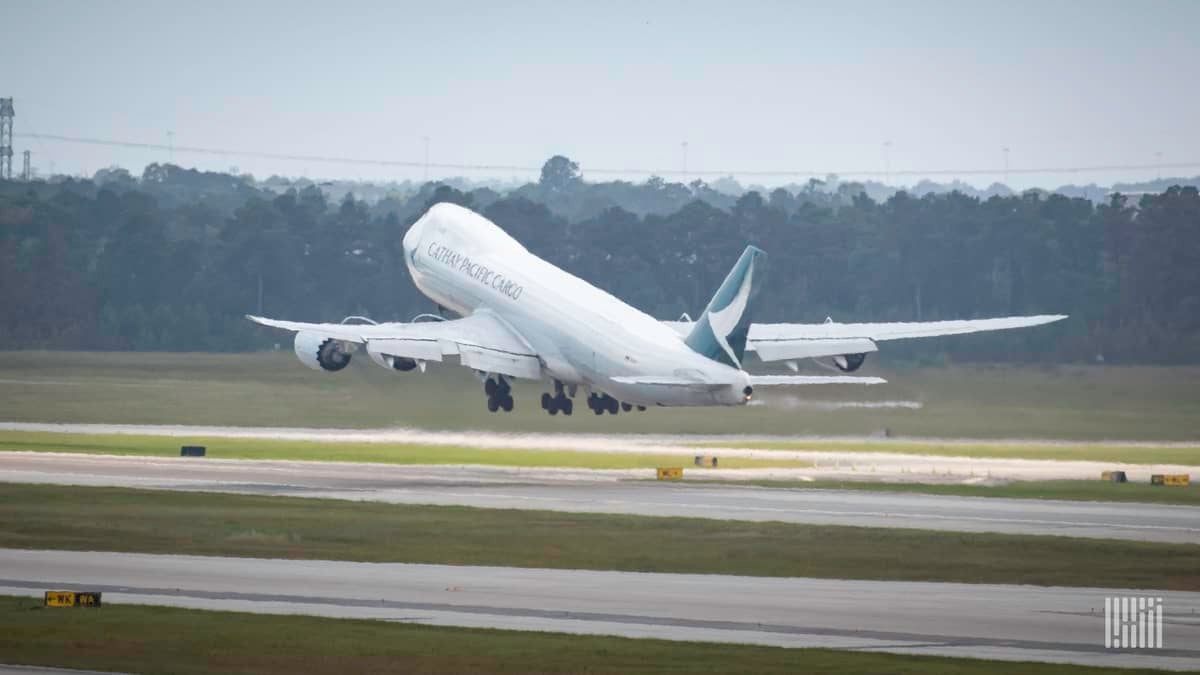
{"left": 541, "top": 380, "right": 574, "bottom": 416}
{"left": 485, "top": 376, "right": 514, "bottom": 413}
{"left": 587, "top": 392, "right": 624, "bottom": 415}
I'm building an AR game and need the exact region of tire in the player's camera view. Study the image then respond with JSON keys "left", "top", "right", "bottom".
{"left": 541, "top": 392, "right": 552, "bottom": 410}
{"left": 593, "top": 405, "right": 604, "bottom": 415}
{"left": 485, "top": 379, "right": 497, "bottom": 397}
{"left": 621, "top": 402, "right": 632, "bottom": 412}
{"left": 637, "top": 405, "right": 646, "bottom": 411}
{"left": 548, "top": 406, "right": 558, "bottom": 416}
{"left": 607, "top": 397, "right": 619, "bottom": 414}
{"left": 501, "top": 395, "right": 514, "bottom": 412}
{"left": 562, "top": 398, "right": 573, "bottom": 416}
{"left": 487, "top": 396, "right": 499, "bottom": 413}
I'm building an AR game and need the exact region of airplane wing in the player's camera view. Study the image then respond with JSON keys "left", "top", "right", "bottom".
{"left": 663, "top": 315, "right": 1066, "bottom": 363}
{"left": 247, "top": 310, "right": 543, "bottom": 380}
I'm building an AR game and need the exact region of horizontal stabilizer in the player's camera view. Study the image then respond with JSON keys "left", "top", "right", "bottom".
{"left": 750, "top": 375, "right": 886, "bottom": 386}
{"left": 610, "top": 375, "right": 723, "bottom": 389}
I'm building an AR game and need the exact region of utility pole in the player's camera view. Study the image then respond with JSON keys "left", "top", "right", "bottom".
{"left": 22, "top": 150, "right": 31, "bottom": 181}
{"left": 0, "top": 98, "right": 14, "bottom": 180}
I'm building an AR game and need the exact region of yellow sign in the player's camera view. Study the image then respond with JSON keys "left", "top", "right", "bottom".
{"left": 44, "top": 591, "right": 76, "bottom": 607}
{"left": 43, "top": 591, "right": 102, "bottom": 608}
{"left": 657, "top": 467, "right": 683, "bottom": 481}
{"left": 1165, "top": 474, "right": 1190, "bottom": 487}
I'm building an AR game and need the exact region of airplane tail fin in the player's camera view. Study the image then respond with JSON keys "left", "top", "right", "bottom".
{"left": 684, "top": 245, "right": 766, "bottom": 368}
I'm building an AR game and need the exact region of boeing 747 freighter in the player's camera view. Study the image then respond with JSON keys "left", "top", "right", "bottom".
{"left": 249, "top": 203, "right": 1064, "bottom": 415}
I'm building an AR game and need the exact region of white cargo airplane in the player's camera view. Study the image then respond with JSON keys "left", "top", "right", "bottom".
{"left": 248, "top": 203, "right": 1065, "bottom": 416}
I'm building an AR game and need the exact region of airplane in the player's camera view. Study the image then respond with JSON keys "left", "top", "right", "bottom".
{"left": 248, "top": 202, "right": 1066, "bottom": 416}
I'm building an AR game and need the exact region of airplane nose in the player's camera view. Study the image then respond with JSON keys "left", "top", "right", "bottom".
{"left": 402, "top": 214, "right": 427, "bottom": 262}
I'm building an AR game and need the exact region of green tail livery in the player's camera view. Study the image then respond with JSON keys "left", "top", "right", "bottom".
{"left": 684, "top": 245, "right": 766, "bottom": 368}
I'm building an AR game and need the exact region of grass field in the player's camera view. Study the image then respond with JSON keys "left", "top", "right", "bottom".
{"left": 1, "top": 483, "right": 1196, "bottom": 590}
{"left": 0, "top": 430, "right": 806, "bottom": 470}
{"left": 694, "top": 439, "right": 1200, "bottom": 466}
{"left": 0, "top": 596, "right": 1151, "bottom": 675}
{"left": 697, "top": 479, "right": 1200, "bottom": 506}
{"left": 1, "top": 351, "right": 1199, "bottom": 440}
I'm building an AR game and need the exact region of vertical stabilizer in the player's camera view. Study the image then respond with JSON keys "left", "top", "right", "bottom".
{"left": 684, "top": 246, "right": 766, "bottom": 368}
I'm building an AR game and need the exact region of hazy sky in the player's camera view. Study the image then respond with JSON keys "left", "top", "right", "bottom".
{"left": 9, "top": 0, "right": 1200, "bottom": 188}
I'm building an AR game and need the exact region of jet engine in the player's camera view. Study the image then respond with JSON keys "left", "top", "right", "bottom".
{"left": 828, "top": 352, "right": 868, "bottom": 373}
{"left": 294, "top": 331, "right": 353, "bottom": 372}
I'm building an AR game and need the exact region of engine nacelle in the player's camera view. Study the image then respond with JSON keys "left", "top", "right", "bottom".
{"left": 294, "top": 331, "right": 353, "bottom": 372}
{"left": 830, "top": 352, "right": 868, "bottom": 373}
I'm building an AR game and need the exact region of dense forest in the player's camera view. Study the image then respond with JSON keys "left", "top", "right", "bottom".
{"left": 1, "top": 157, "right": 1198, "bottom": 363}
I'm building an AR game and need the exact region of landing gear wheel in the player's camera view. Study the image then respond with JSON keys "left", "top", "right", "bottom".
{"left": 637, "top": 405, "right": 646, "bottom": 411}
{"left": 621, "top": 402, "right": 632, "bottom": 412}
{"left": 500, "top": 395, "right": 514, "bottom": 412}
{"left": 592, "top": 403, "right": 604, "bottom": 415}
{"left": 607, "top": 397, "right": 619, "bottom": 415}
{"left": 485, "top": 379, "right": 498, "bottom": 397}
{"left": 487, "top": 397, "right": 499, "bottom": 413}
{"left": 541, "top": 392, "right": 552, "bottom": 410}
{"left": 561, "top": 398, "right": 573, "bottom": 416}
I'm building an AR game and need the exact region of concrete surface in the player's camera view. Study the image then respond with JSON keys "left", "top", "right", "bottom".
{"left": 3, "top": 452, "right": 1199, "bottom": 543}
{"left": 2, "top": 549, "right": 1198, "bottom": 670}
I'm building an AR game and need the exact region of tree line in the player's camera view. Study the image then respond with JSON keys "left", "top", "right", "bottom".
{"left": 1, "top": 158, "right": 1197, "bottom": 363}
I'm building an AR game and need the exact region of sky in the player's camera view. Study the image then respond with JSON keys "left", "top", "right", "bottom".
{"left": 8, "top": 0, "right": 1200, "bottom": 189}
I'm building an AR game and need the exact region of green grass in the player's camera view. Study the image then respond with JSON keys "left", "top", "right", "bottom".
{"left": 0, "top": 596, "right": 1155, "bottom": 675}
{"left": 696, "top": 478, "right": 1200, "bottom": 506}
{"left": 0, "top": 431, "right": 806, "bottom": 469}
{"left": 1, "top": 483, "right": 1196, "bottom": 590}
{"left": 1, "top": 351, "right": 1199, "bottom": 440}
{"left": 694, "top": 439, "right": 1200, "bottom": 466}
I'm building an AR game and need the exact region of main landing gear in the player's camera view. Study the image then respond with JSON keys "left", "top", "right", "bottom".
{"left": 484, "top": 376, "right": 514, "bottom": 413}
{"left": 541, "top": 380, "right": 574, "bottom": 416}
{"left": 586, "top": 393, "right": 646, "bottom": 415}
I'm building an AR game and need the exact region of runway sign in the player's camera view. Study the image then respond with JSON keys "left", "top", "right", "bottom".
{"left": 180, "top": 445, "right": 206, "bottom": 457}
{"left": 1101, "top": 471, "right": 1127, "bottom": 483}
{"left": 44, "top": 591, "right": 102, "bottom": 608}
{"left": 657, "top": 467, "right": 683, "bottom": 481}
{"left": 1152, "top": 474, "right": 1190, "bottom": 486}
{"left": 693, "top": 456, "right": 718, "bottom": 467}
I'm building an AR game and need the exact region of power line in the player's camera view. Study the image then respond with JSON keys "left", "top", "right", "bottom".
{"left": 16, "top": 131, "right": 1200, "bottom": 180}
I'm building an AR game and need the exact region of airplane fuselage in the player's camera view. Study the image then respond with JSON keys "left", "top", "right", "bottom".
{"left": 402, "top": 204, "right": 750, "bottom": 406}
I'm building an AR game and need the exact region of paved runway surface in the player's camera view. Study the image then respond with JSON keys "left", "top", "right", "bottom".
{"left": 3, "top": 452, "right": 1200, "bottom": 543}
{"left": 2, "top": 549, "right": 1198, "bottom": 670}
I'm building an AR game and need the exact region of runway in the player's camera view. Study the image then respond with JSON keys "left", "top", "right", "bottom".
{"left": 4, "top": 452, "right": 1200, "bottom": 543}
{"left": 2, "top": 548, "right": 1198, "bottom": 670}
